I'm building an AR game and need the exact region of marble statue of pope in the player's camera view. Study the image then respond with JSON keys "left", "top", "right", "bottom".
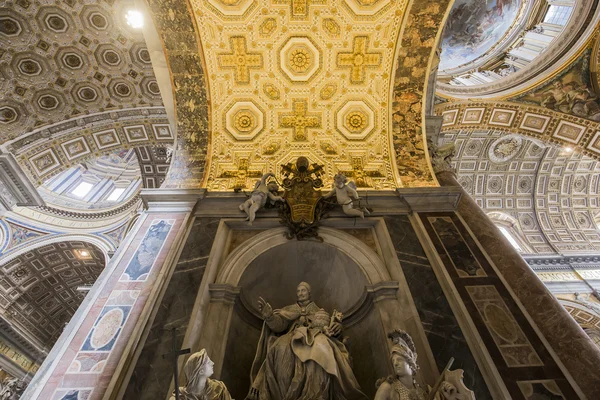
{"left": 246, "top": 282, "right": 368, "bottom": 400}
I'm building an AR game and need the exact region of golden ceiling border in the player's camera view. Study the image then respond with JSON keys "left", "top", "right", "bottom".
{"left": 388, "top": 0, "right": 454, "bottom": 187}
{"left": 145, "top": 0, "right": 213, "bottom": 188}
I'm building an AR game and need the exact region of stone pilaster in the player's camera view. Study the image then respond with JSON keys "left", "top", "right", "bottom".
{"left": 21, "top": 191, "right": 200, "bottom": 400}
{"left": 436, "top": 170, "right": 600, "bottom": 398}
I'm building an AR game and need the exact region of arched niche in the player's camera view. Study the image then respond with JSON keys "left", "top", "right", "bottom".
{"left": 189, "top": 223, "right": 437, "bottom": 400}
{"left": 0, "top": 240, "right": 106, "bottom": 351}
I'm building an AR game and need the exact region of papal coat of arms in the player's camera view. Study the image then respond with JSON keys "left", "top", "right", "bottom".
{"left": 280, "top": 156, "right": 326, "bottom": 240}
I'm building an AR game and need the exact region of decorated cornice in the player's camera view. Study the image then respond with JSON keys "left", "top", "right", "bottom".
{"left": 435, "top": 100, "right": 600, "bottom": 160}
{"left": 0, "top": 108, "right": 174, "bottom": 186}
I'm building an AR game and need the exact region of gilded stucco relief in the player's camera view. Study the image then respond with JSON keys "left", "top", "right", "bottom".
{"left": 189, "top": 0, "right": 412, "bottom": 190}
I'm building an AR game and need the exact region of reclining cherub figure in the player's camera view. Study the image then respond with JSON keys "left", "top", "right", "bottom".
{"left": 324, "top": 173, "right": 370, "bottom": 218}
{"left": 239, "top": 172, "right": 283, "bottom": 224}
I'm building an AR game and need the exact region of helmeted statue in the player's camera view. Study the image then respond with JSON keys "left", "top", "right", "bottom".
{"left": 170, "top": 349, "right": 232, "bottom": 400}
{"left": 246, "top": 282, "right": 368, "bottom": 400}
{"left": 375, "top": 330, "right": 475, "bottom": 400}
{"left": 375, "top": 330, "right": 427, "bottom": 400}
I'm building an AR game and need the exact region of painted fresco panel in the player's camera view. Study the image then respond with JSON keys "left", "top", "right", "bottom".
{"left": 440, "top": 0, "right": 522, "bottom": 71}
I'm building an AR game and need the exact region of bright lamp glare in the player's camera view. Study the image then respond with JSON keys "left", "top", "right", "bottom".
{"left": 126, "top": 10, "right": 144, "bottom": 28}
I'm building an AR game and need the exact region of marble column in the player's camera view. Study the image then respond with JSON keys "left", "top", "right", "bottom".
{"left": 436, "top": 170, "right": 600, "bottom": 398}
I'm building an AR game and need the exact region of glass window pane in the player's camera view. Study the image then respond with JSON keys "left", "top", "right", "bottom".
{"left": 107, "top": 188, "right": 125, "bottom": 201}
{"left": 544, "top": 6, "right": 572, "bottom": 26}
{"left": 72, "top": 182, "right": 93, "bottom": 198}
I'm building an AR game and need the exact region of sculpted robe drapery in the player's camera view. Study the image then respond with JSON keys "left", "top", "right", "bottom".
{"left": 248, "top": 301, "right": 368, "bottom": 400}
{"left": 170, "top": 379, "right": 231, "bottom": 400}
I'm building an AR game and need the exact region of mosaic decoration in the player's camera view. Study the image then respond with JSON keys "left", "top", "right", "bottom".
{"left": 7, "top": 222, "right": 46, "bottom": 248}
{"left": 439, "top": 0, "right": 523, "bottom": 71}
{"left": 120, "top": 220, "right": 173, "bottom": 281}
{"left": 511, "top": 50, "right": 600, "bottom": 122}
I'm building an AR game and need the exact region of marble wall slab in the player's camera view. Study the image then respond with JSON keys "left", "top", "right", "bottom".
{"left": 383, "top": 215, "right": 492, "bottom": 399}
{"left": 124, "top": 217, "right": 221, "bottom": 400}
{"left": 33, "top": 214, "right": 187, "bottom": 400}
{"left": 420, "top": 213, "right": 578, "bottom": 399}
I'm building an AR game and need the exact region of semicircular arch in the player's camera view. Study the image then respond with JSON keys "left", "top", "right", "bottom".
{"left": 435, "top": 100, "right": 600, "bottom": 160}
{"left": 0, "top": 233, "right": 114, "bottom": 265}
{"left": 217, "top": 227, "right": 390, "bottom": 287}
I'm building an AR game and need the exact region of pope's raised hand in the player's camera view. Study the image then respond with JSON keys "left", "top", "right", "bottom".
{"left": 258, "top": 296, "right": 273, "bottom": 319}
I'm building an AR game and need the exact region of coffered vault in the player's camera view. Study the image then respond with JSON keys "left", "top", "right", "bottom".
{"left": 146, "top": 0, "right": 453, "bottom": 189}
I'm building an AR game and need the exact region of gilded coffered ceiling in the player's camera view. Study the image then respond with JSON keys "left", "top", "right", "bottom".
{"left": 189, "top": 0, "right": 410, "bottom": 190}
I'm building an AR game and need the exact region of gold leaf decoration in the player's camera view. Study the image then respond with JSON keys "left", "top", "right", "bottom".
{"left": 259, "top": 18, "right": 277, "bottom": 36}
{"left": 320, "top": 83, "right": 337, "bottom": 100}
{"left": 322, "top": 18, "right": 340, "bottom": 37}
{"left": 263, "top": 83, "right": 281, "bottom": 100}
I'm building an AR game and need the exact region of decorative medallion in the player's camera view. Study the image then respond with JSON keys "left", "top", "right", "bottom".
{"left": 263, "top": 83, "right": 281, "bottom": 100}
{"left": 488, "top": 135, "right": 522, "bottom": 163}
{"left": 225, "top": 100, "right": 265, "bottom": 140}
{"left": 336, "top": 100, "right": 375, "bottom": 140}
{"left": 319, "top": 83, "right": 337, "bottom": 100}
{"left": 279, "top": 37, "right": 322, "bottom": 82}
{"left": 259, "top": 17, "right": 277, "bottom": 36}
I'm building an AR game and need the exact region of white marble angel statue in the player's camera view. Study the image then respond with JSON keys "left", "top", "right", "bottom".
{"left": 239, "top": 172, "right": 283, "bottom": 224}
{"left": 324, "top": 173, "right": 370, "bottom": 218}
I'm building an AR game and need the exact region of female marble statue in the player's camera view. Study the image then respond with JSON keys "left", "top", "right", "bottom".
{"left": 374, "top": 330, "right": 427, "bottom": 400}
{"left": 246, "top": 282, "right": 368, "bottom": 400}
{"left": 375, "top": 330, "right": 475, "bottom": 400}
{"left": 170, "top": 349, "right": 232, "bottom": 400}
